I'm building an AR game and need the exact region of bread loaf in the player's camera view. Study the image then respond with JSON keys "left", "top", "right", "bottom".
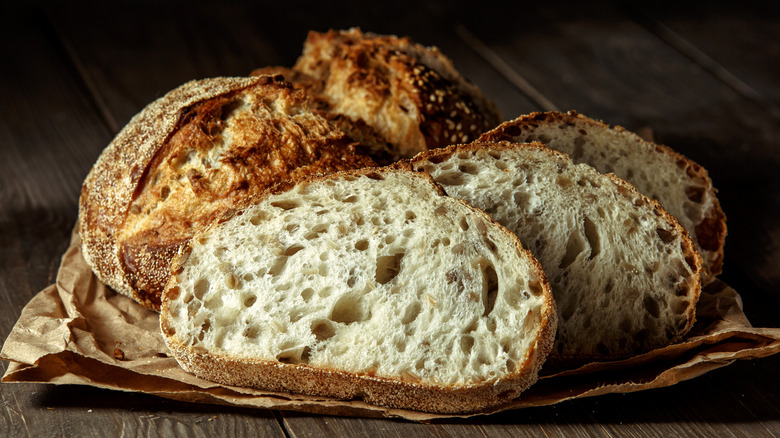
{"left": 255, "top": 28, "right": 502, "bottom": 164}
{"left": 479, "top": 111, "right": 726, "bottom": 279}
{"left": 79, "top": 75, "right": 375, "bottom": 311}
{"left": 160, "top": 167, "right": 556, "bottom": 413}
{"left": 410, "top": 142, "right": 702, "bottom": 362}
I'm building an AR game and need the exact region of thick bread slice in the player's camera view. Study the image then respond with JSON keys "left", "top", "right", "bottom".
{"left": 160, "top": 167, "right": 556, "bottom": 414}
{"left": 79, "top": 75, "right": 375, "bottom": 311}
{"left": 255, "top": 28, "right": 502, "bottom": 163}
{"left": 479, "top": 111, "right": 726, "bottom": 279}
{"left": 410, "top": 142, "right": 702, "bottom": 362}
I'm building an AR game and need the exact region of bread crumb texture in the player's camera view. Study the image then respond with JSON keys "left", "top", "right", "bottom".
{"left": 413, "top": 142, "right": 702, "bottom": 360}
{"left": 161, "top": 169, "right": 555, "bottom": 412}
{"left": 480, "top": 111, "right": 725, "bottom": 278}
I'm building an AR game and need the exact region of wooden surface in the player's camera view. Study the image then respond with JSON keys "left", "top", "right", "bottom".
{"left": 1, "top": 1, "right": 778, "bottom": 436}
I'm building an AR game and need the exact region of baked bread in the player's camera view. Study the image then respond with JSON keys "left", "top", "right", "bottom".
{"left": 254, "top": 28, "right": 502, "bottom": 164}
{"left": 479, "top": 111, "right": 726, "bottom": 279}
{"left": 410, "top": 142, "right": 702, "bottom": 362}
{"left": 160, "top": 167, "right": 556, "bottom": 414}
{"left": 79, "top": 75, "right": 376, "bottom": 311}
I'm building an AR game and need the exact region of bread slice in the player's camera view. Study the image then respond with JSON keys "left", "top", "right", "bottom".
{"left": 160, "top": 167, "right": 556, "bottom": 413}
{"left": 79, "top": 75, "right": 376, "bottom": 311}
{"left": 479, "top": 111, "right": 726, "bottom": 279}
{"left": 254, "top": 28, "right": 502, "bottom": 164}
{"left": 410, "top": 142, "right": 702, "bottom": 362}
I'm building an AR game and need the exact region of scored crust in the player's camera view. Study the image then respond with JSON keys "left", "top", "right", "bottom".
{"left": 254, "top": 28, "right": 502, "bottom": 164}
{"left": 159, "top": 166, "right": 557, "bottom": 414}
{"left": 79, "top": 75, "right": 376, "bottom": 311}
{"left": 479, "top": 111, "right": 726, "bottom": 279}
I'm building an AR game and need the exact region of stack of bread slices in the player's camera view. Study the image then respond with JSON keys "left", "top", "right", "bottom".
{"left": 79, "top": 28, "right": 725, "bottom": 414}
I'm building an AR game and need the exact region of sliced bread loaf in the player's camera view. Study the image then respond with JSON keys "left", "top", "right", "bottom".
{"left": 255, "top": 28, "right": 502, "bottom": 164}
{"left": 410, "top": 142, "right": 702, "bottom": 362}
{"left": 160, "top": 167, "right": 556, "bottom": 414}
{"left": 79, "top": 75, "right": 375, "bottom": 311}
{"left": 479, "top": 111, "right": 726, "bottom": 279}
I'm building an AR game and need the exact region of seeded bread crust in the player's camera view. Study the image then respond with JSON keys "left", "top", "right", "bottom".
{"left": 79, "top": 75, "right": 375, "bottom": 311}
{"left": 411, "top": 141, "right": 702, "bottom": 363}
{"left": 160, "top": 167, "right": 557, "bottom": 414}
{"left": 254, "top": 28, "right": 502, "bottom": 164}
{"left": 479, "top": 111, "right": 726, "bottom": 279}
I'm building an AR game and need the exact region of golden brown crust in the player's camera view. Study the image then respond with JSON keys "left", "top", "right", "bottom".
{"left": 479, "top": 111, "right": 726, "bottom": 278}
{"left": 80, "top": 75, "right": 376, "bottom": 311}
{"left": 160, "top": 166, "right": 557, "bottom": 414}
{"left": 260, "top": 28, "right": 502, "bottom": 164}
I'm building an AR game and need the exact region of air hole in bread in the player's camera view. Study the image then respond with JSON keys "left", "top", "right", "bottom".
{"left": 300, "top": 288, "right": 314, "bottom": 302}
{"left": 160, "top": 185, "right": 170, "bottom": 200}
{"left": 270, "top": 199, "right": 300, "bottom": 210}
{"left": 243, "top": 295, "right": 257, "bottom": 308}
{"left": 249, "top": 212, "right": 267, "bottom": 226}
{"left": 401, "top": 301, "right": 422, "bottom": 325}
{"left": 481, "top": 264, "right": 499, "bottom": 317}
{"left": 685, "top": 185, "right": 706, "bottom": 203}
{"left": 394, "top": 339, "right": 407, "bottom": 352}
{"left": 405, "top": 211, "right": 416, "bottom": 221}
{"left": 193, "top": 278, "right": 210, "bottom": 300}
{"left": 276, "top": 346, "right": 310, "bottom": 364}
{"left": 354, "top": 239, "right": 369, "bottom": 251}
{"left": 643, "top": 295, "right": 661, "bottom": 318}
{"left": 655, "top": 227, "right": 675, "bottom": 244}
{"left": 555, "top": 175, "right": 573, "bottom": 189}
{"left": 583, "top": 216, "right": 601, "bottom": 259}
{"left": 402, "top": 228, "right": 414, "bottom": 238}
{"left": 436, "top": 172, "right": 467, "bottom": 186}
{"left": 347, "top": 274, "right": 357, "bottom": 288}
{"left": 460, "top": 335, "right": 474, "bottom": 354}
{"left": 513, "top": 192, "right": 529, "bottom": 210}
{"left": 318, "top": 287, "right": 333, "bottom": 298}
{"left": 560, "top": 298, "right": 576, "bottom": 322}
{"left": 282, "top": 244, "right": 304, "bottom": 257}
{"left": 459, "top": 162, "right": 479, "bottom": 175}
{"left": 559, "top": 230, "right": 586, "bottom": 269}
{"left": 304, "top": 224, "right": 328, "bottom": 240}
{"left": 224, "top": 273, "right": 240, "bottom": 290}
{"left": 495, "top": 160, "right": 509, "bottom": 171}
{"left": 318, "top": 263, "right": 329, "bottom": 277}
{"left": 204, "top": 294, "right": 223, "bottom": 309}
{"left": 243, "top": 326, "right": 259, "bottom": 339}
{"left": 331, "top": 293, "right": 370, "bottom": 325}
{"left": 375, "top": 252, "right": 405, "bottom": 285}
{"left": 343, "top": 195, "right": 359, "bottom": 203}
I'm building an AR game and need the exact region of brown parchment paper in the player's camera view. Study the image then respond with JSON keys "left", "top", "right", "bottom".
{"left": 2, "top": 228, "right": 779, "bottom": 422}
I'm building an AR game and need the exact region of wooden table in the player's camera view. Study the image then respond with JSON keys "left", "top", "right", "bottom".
{"left": 2, "top": 1, "right": 778, "bottom": 436}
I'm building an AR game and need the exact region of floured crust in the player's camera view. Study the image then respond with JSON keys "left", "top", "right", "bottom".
{"left": 79, "top": 75, "right": 376, "bottom": 311}
{"left": 254, "top": 28, "right": 502, "bottom": 164}
{"left": 160, "top": 166, "right": 557, "bottom": 414}
{"left": 479, "top": 111, "right": 726, "bottom": 279}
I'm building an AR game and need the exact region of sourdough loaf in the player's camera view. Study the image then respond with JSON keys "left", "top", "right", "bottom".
{"left": 410, "top": 142, "right": 702, "bottom": 362}
{"left": 254, "top": 28, "right": 502, "bottom": 163}
{"left": 160, "top": 167, "right": 556, "bottom": 413}
{"left": 79, "top": 75, "right": 375, "bottom": 311}
{"left": 479, "top": 111, "right": 726, "bottom": 279}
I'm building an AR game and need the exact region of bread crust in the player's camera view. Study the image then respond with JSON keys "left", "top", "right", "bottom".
{"left": 410, "top": 141, "right": 702, "bottom": 364}
{"left": 256, "top": 28, "right": 502, "bottom": 164}
{"left": 479, "top": 111, "right": 726, "bottom": 278}
{"left": 79, "top": 75, "right": 375, "bottom": 310}
{"left": 160, "top": 166, "right": 557, "bottom": 414}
